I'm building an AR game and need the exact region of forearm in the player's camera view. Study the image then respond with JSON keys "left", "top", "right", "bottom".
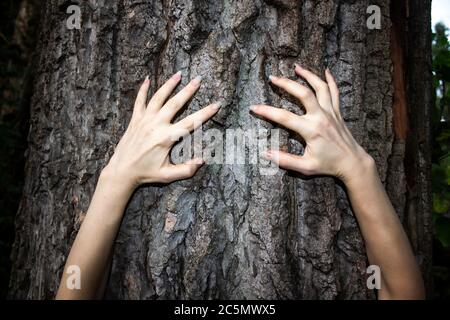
{"left": 252, "top": 66, "right": 425, "bottom": 300}
{"left": 96, "top": 252, "right": 113, "bottom": 299}
{"left": 56, "top": 168, "right": 133, "bottom": 299}
{"left": 55, "top": 72, "right": 213, "bottom": 300}
{"left": 345, "top": 156, "right": 425, "bottom": 299}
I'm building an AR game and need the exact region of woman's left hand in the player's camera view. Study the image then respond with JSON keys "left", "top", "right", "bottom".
{"left": 250, "top": 65, "right": 373, "bottom": 185}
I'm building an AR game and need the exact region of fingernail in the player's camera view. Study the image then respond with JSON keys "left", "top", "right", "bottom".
{"left": 187, "top": 158, "right": 203, "bottom": 165}
{"left": 192, "top": 75, "right": 202, "bottom": 86}
{"left": 294, "top": 63, "right": 302, "bottom": 70}
{"left": 249, "top": 105, "right": 258, "bottom": 112}
{"left": 268, "top": 75, "right": 276, "bottom": 82}
{"left": 144, "top": 75, "right": 150, "bottom": 84}
{"left": 211, "top": 102, "right": 222, "bottom": 110}
{"left": 194, "top": 158, "right": 205, "bottom": 165}
{"left": 265, "top": 150, "right": 273, "bottom": 158}
{"left": 172, "top": 71, "right": 182, "bottom": 81}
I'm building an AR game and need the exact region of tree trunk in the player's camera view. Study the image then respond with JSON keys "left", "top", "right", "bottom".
{"left": 9, "top": 0, "right": 432, "bottom": 299}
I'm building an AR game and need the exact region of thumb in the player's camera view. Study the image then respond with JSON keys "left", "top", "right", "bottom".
{"left": 163, "top": 158, "right": 204, "bottom": 182}
{"left": 264, "top": 150, "right": 315, "bottom": 175}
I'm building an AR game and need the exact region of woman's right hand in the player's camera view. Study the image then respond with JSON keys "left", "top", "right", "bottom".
{"left": 103, "top": 72, "right": 220, "bottom": 190}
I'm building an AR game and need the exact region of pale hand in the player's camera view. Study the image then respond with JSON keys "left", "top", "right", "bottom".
{"left": 104, "top": 72, "right": 220, "bottom": 189}
{"left": 250, "top": 65, "right": 373, "bottom": 184}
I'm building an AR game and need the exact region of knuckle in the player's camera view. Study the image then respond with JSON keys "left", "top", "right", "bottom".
{"left": 187, "top": 165, "right": 197, "bottom": 176}
{"left": 277, "top": 111, "right": 290, "bottom": 123}
{"left": 303, "top": 160, "right": 318, "bottom": 175}
{"left": 317, "top": 81, "right": 328, "bottom": 91}
{"left": 322, "top": 118, "right": 332, "bottom": 130}
{"left": 164, "top": 99, "right": 175, "bottom": 110}
{"left": 152, "top": 91, "right": 163, "bottom": 102}
{"left": 335, "top": 90, "right": 340, "bottom": 98}
{"left": 309, "top": 120, "right": 322, "bottom": 138}
{"left": 256, "top": 105, "right": 267, "bottom": 114}
{"left": 143, "top": 124, "right": 155, "bottom": 136}
{"left": 158, "top": 133, "right": 173, "bottom": 146}
{"left": 278, "top": 77, "right": 288, "bottom": 85}
{"left": 156, "top": 136, "right": 170, "bottom": 148}
{"left": 300, "top": 88, "right": 314, "bottom": 99}
{"left": 134, "top": 97, "right": 144, "bottom": 107}
{"left": 182, "top": 86, "right": 196, "bottom": 98}
{"left": 160, "top": 171, "right": 172, "bottom": 183}
{"left": 171, "top": 96, "right": 184, "bottom": 108}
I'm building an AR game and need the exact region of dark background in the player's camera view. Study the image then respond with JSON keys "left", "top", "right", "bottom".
{"left": 0, "top": 0, "right": 449, "bottom": 299}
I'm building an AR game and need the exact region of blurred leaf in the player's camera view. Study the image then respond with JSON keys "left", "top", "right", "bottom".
{"left": 432, "top": 22, "right": 450, "bottom": 245}
{"left": 434, "top": 193, "right": 450, "bottom": 214}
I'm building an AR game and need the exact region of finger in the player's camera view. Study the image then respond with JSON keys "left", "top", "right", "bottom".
{"left": 174, "top": 102, "right": 221, "bottom": 132}
{"left": 146, "top": 71, "right": 182, "bottom": 115}
{"left": 268, "top": 75, "right": 320, "bottom": 113}
{"left": 167, "top": 127, "right": 191, "bottom": 145}
{"left": 133, "top": 76, "right": 150, "bottom": 118}
{"left": 264, "top": 150, "right": 315, "bottom": 175}
{"left": 162, "top": 158, "right": 204, "bottom": 182}
{"left": 325, "top": 68, "right": 341, "bottom": 117}
{"left": 250, "top": 104, "right": 312, "bottom": 138}
{"left": 159, "top": 76, "right": 202, "bottom": 122}
{"left": 294, "top": 64, "right": 333, "bottom": 111}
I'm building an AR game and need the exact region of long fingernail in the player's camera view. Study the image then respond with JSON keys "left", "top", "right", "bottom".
{"left": 192, "top": 158, "right": 204, "bottom": 165}
{"left": 192, "top": 75, "right": 202, "bottom": 86}
{"left": 144, "top": 75, "right": 150, "bottom": 84}
{"left": 211, "top": 102, "right": 222, "bottom": 110}
{"left": 172, "top": 71, "right": 182, "bottom": 81}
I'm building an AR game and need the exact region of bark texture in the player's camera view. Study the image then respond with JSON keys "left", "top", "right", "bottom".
{"left": 9, "top": 0, "right": 432, "bottom": 299}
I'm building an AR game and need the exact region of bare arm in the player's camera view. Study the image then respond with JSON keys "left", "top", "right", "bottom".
{"left": 56, "top": 72, "right": 220, "bottom": 299}
{"left": 344, "top": 157, "right": 424, "bottom": 299}
{"left": 250, "top": 64, "right": 425, "bottom": 300}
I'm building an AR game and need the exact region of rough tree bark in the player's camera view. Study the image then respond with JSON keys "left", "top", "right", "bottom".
{"left": 9, "top": 0, "right": 432, "bottom": 299}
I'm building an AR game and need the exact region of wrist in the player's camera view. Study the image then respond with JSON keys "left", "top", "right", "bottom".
{"left": 99, "top": 164, "right": 137, "bottom": 196}
{"left": 83, "top": 166, "right": 136, "bottom": 224}
{"left": 341, "top": 150, "right": 377, "bottom": 189}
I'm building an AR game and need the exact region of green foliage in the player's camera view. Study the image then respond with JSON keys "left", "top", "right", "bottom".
{"left": 432, "top": 22, "right": 450, "bottom": 248}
